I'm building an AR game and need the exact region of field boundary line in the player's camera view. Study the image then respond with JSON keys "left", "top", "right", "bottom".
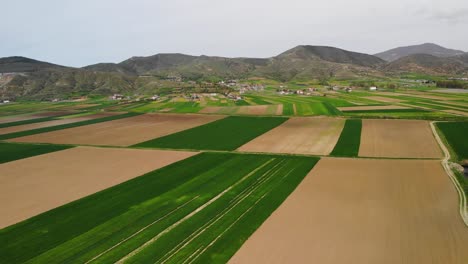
{"left": 85, "top": 196, "right": 199, "bottom": 263}
{"left": 430, "top": 121, "right": 468, "bottom": 226}
{"left": 158, "top": 161, "right": 289, "bottom": 264}
{"left": 116, "top": 158, "right": 276, "bottom": 263}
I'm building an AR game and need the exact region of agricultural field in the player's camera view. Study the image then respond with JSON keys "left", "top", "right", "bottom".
{"left": 436, "top": 121, "right": 468, "bottom": 161}
{"left": 0, "top": 152, "right": 319, "bottom": 264}
{"left": 0, "top": 146, "right": 197, "bottom": 228}
{"left": 0, "top": 85, "right": 467, "bottom": 264}
{"left": 11, "top": 113, "right": 224, "bottom": 147}
{"left": 134, "top": 116, "right": 287, "bottom": 150}
{"left": 0, "top": 142, "right": 72, "bottom": 164}
{"left": 329, "top": 119, "right": 362, "bottom": 157}
{"left": 0, "top": 111, "right": 72, "bottom": 125}
{"left": 0, "top": 112, "right": 139, "bottom": 140}
{"left": 0, "top": 112, "right": 118, "bottom": 136}
{"left": 230, "top": 158, "right": 468, "bottom": 264}
{"left": 200, "top": 105, "right": 282, "bottom": 116}
{"left": 238, "top": 117, "right": 344, "bottom": 155}
{"left": 359, "top": 119, "right": 442, "bottom": 158}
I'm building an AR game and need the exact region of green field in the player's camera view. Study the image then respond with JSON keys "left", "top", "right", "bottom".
{"left": 0, "top": 152, "right": 319, "bottom": 264}
{"left": 436, "top": 121, "right": 468, "bottom": 161}
{"left": 330, "top": 119, "right": 362, "bottom": 157}
{"left": 282, "top": 102, "right": 294, "bottom": 115}
{"left": 0, "top": 142, "right": 72, "bottom": 164}
{"left": 0, "top": 112, "right": 141, "bottom": 140}
{"left": 134, "top": 116, "right": 288, "bottom": 150}
{"left": 341, "top": 108, "right": 430, "bottom": 113}
{"left": 0, "top": 116, "right": 58, "bottom": 129}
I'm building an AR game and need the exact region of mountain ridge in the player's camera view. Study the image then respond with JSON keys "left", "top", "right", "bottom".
{"left": 375, "top": 43, "right": 465, "bottom": 62}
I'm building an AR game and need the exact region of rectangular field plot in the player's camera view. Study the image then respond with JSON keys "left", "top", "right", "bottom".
{"left": 436, "top": 121, "right": 468, "bottom": 160}
{"left": 0, "top": 152, "right": 319, "bottom": 264}
{"left": 330, "top": 119, "right": 362, "bottom": 157}
{"left": 238, "top": 117, "right": 344, "bottom": 155}
{"left": 10, "top": 113, "right": 224, "bottom": 147}
{"left": 0, "top": 111, "right": 72, "bottom": 125}
{"left": 0, "top": 147, "right": 197, "bottom": 228}
{"left": 359, "top": 119, "right": 442, "bottom": 158}
{"left": 338, "top": 105, "right": 410, "bottom": 111}
{"left": 134, "top": 116, "right": 288, "bottom": 151}
{"left": 0, "top": 142, "right": 72, "bottom": 164}
{"left": 230, "top": 158, "right": 468, "bottom": 264}
{"left": 200, "top": 105, "right": 283, "bottom": 116}
{"left": 0, "top": 112, "right": 118, "bottom": 136}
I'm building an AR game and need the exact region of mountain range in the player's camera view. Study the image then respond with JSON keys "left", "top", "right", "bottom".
{"left": 1, "top": 43, "right": 467, "bottom": 100}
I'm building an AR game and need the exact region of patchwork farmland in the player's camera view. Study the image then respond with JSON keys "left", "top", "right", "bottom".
{"left": 0, "top": 87, "right": 467, "bottom": 264}
{"left": 10, "top": 113, "right": 224, "bottom": 146}
{"left": 0, "top": 153, "right": 318, "bottom": 263}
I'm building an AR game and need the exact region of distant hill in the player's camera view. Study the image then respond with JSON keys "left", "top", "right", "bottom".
{"left": 375, "top": 43, "right": 465, "bottom": 62}
{"left": 0, "top": 56, "right": 68, "bottom": 73}
{"left": 1, "top": 44, "right": 467, "bottom": 100}
{"left": 92, "top": 45, "right": 385, "bottom": 82}
{"left": 278, "top": 45, "right": 384, "bottom": 67}
{"left": 384, "top": 54, "right": 468, "bottom": 75}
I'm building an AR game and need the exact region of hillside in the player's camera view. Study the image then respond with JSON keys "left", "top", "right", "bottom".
{"left": 254, "top": 45, "right": 384, "bottom": 81}
{"left": 375, "top": 43, "right": 465, "bottom": 62}
{"left": 384, "top": 54, "right": 468, "bottom": 76}
{"left": 94, "top": 45, "right": 385, "bottom": 82}
{"left": 0, "top": 57, "right": 67, "bottom": 73}
{"left": 1, "top": 44, "right": 466, "bottom": 100}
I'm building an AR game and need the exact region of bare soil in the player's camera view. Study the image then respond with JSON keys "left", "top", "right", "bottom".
{"left": 0, "top": 146, "right": 197, "bottom": 228}
{"left": 359, "top": 119, "right": 442, "bottom": 158}
{"left": 0, "top": 112, "right": 118, "bottom": 135}
{"left": 11, "top": 113, "right": 224, "bottom": 146}
{"left": 230, "top": 158, "right": 468, "bottom": 264}
{"left": 238, "top": 117, "right": 344, "bottom": 155}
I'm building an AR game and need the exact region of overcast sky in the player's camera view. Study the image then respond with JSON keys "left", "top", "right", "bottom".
{"left": 1, "top": 0, "right": 467, "bottom": 67}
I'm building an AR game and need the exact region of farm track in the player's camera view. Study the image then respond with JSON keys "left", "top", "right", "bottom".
{"left": 430, "top": 122, "right": 468, "bottom": 226}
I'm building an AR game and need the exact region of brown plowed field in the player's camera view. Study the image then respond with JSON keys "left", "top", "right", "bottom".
{"left": 359, "top": 119, "right": 442, "bottom": 158}
{"left": 338, "top": 105, "right": 409, "bottom": 111}
{"left": 0, "top": 112, "right": 118, "bottom": 135}
{"left": 238, "top": 117, "right": 344, "bottom": 155}
{"left": 0, "top": 146, "right": 197, "bottom": 228}
{"left": 11, "top": 113, "right": 224, "bottom": 146}
{"left": 230, "top": 158, "right": 468, "bottom": 264}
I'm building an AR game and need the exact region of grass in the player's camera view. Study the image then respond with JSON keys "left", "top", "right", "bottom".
{"left": 0, "top": 142, "right": 73, "bottom": 164}
{"left": 0, "top": 112, "right": 141, "bottom": 140}
{"left": 330, "top": 119, "right": 362, "bottom": 157}
{"left": 295, "top": 102, "right": 330, "bottom": 115}
{"left": 0, "top": 152, "right": 319, "bottom": 264}
{"left": 282, "top": 102, "right": 295, "bottom": 115}
{"left": 341, "top": 108, "right": 430, "bottom": 113}
{"left": 134, "top": 116, "right": 288, "bottom": 151}
{"left": 436, "top": 121, "right": 468, "bottom": 161}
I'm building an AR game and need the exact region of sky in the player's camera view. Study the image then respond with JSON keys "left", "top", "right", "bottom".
{"left": 1, "top": 0, "right": 467, "bottom": 67}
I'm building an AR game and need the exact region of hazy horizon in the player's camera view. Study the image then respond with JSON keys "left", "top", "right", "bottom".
{"left": 2, "top": 0, "right": 467, "bottom": 67}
